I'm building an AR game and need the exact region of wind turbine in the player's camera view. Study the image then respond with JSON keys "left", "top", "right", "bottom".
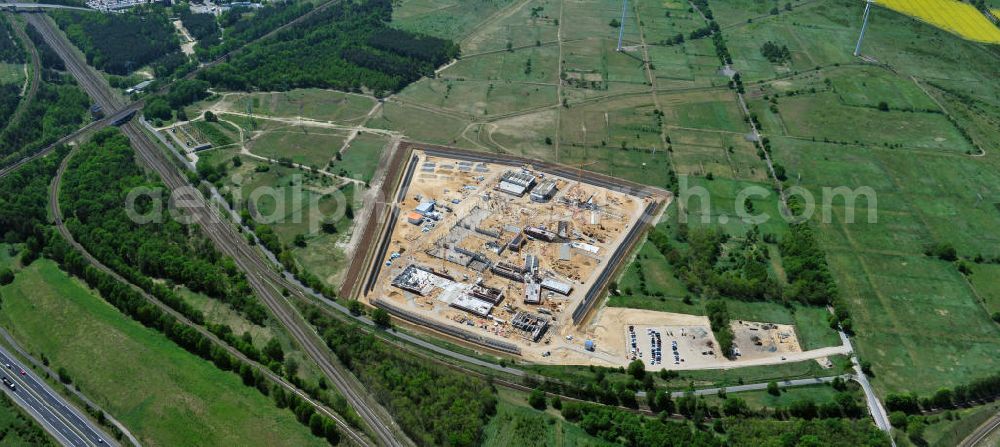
{"left": 854, "top": 0, "right": 874, "bottom": 57}
{"left": 616, "top": 0, "right": 628, "bottom": 51}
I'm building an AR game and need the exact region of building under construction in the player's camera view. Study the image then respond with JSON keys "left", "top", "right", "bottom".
{"left": 512, "top": 311, "right": 550, "bottom": 342}
{"left": 496, "top": 170, "right": 537, "bottom": 197}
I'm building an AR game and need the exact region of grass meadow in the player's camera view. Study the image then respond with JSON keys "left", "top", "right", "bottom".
{"left": 0, "top": 259, "right": 324, "bottom": 447}
{"left": 773, "top": 135, "right": 1000, "bottom": 395}
{"left": 247, "top": 127, "right": 349, "bottom": 168}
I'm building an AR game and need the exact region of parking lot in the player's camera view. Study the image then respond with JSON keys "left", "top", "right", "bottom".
{"left": 627, "top": 324, "right": 722, "bottom": 368}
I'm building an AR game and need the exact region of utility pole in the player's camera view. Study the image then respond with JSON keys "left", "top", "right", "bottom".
{"left": 854, "top": 0, "right": 873, "bottom": 57}
{"left": 616, "top": 0, "right": 628, "bottom": 51}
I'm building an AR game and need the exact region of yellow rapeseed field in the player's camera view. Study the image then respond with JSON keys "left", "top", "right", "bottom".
{"left": 876, "top": 0, "right": 1000, "bottom": 44}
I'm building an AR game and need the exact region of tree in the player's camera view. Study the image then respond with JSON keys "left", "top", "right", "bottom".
{"left": 143, "top": 97, "right": 172, "bottom": 121}
{"left": 930, "top": 388, "right": 953, "bottom": 409}
{"left": 309, "top": 413, "right": 325, "bottom": 437}
{"left": 723, "top": 397, "right": 750, "bottom": 417}
{"left": 885, "top": 393, "right": 920, "bottom": 414}
{"left": 204, "top": 110, "right": 217, "bottom": 122}
{"left": 372, "top": 308, "right": 391, "bottom": 328}
{"left": 323, "top": 418, "right": 340, "bottom": 445}
{"left": 263, "top": 338, "right": 285, "bottom": 362}
{"left": 320, "top": 217, "right": 338, "bottom": 234}
{"left": 627, "top": 359, "right": 645, "bottom": 380}
{"left": 767, "top": 381, "right": 780, "bottom": 396}
{"left": 877, "top": 101, "right": 890, "bottom": 112}
{"left": 651, "top": 389, "right": 674, "bottom": 414}
{"left": 347, "top": 300, "right": 364, "bottom": 316}
{"left": 528, "top": 388, "right": 547, "bottom": 410}
{"left": 58, "top": 367, "right": 72, "bottom": 384}
{"left": 0, "top": 268, "right": 13, "bottom": 285}
{"left": 889, "top": 411, "right": 909, "bottom": 428}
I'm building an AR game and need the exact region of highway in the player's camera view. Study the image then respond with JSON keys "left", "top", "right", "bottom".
{"left": 0, "top": 344, "right": 115, "bottom": 446}
{"left": 25, "top": 12, "right": 409, "bottom": 447}
{"left": 0, "top": 329, "right": 140, "bottom": 447}
{"left": 0, "top": 2, "right": 94, "bottom": 12}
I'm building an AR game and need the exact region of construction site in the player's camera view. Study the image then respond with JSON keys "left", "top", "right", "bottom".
{"left": 357, "top": 145, "right": 821, "bottom": 369}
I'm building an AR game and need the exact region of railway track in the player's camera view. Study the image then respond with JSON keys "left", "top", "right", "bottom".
{"left": 3, "top": 0, "right": 341, "bottom": 179}
{"left": 47, "top": 131, "right": 372, "bottom": 447}
{"left": 960, "top": 413, "right": 1000, "bottom": 447}
{"left": 27, "top": 13, "right": 409, "bottom": 447}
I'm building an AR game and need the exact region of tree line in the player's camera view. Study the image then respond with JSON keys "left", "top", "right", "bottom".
{"left": 558, "top": 399, "right": 887, "bottom": 447}
{"left": 59, "top": 130, "right": 269, "bottom": 326}
{"left": 142, "top": 78, "right": 210, "bottom": 122}
{"left": 0, "top": 15, "right": 25, "bottom": 64}
{"left": 886, "top": 371, "right": 1000, "bottom": 415}
{"left": 198, "top": 0, "right": 459, "bottom": 96}
{"left": 46, "top": 235, "right": 341, "bottom": 445}
{"left": 0, "top": 392, "right": 55, "bottom": 446}
{"left": 28, "top": 132, "right": 351, "bottom": 444}
{"left": 301, "top": 304, "right": 497, "bottom": 447}
{"left": 51, "top": 7, "right": 180, "bottom": 75}
{"left": 0, "top": 70, "right": 89, "bottom": 169}
{"left": 24, "top": 24, "right": 65, "bottom": 70}
{"left": 193, "top": 2, "right": 315, "bottom": 62}
{"left": 179, "top": 9, "right": 220, "bottom": 46}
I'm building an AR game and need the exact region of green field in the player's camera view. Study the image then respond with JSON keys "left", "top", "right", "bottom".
{"left": 0, "top": 259, "right": 324, "bottom": 447}
{"left": 968, "top": 263, "right": 1000, "bottom": 317}
{"left": 0, "top": 62, "right": 24, "bottom": 85}
{"left": 333, "top": 132, "right": 386, "bottom": 184}
{"left": 772, "top": 134, "right": 1000, "bottom": 394}
{"left": 247, "top": 127, "right": 350, "bottom": 168}
{"left": 392, "top": 0, "right": 517, "bottom": 42}
{"left": 701, "top": 383, "right": 849, "bottom": 410}
{"left": 204, "top": 89, "right": 376, "bottom": 125}
{"left": 453, "top": 0, "right": 559, "bottom": 54}
{"left": 776, "top": 93, "right": 973, "bottom": 153}
{"left": 368, "top": 101, "right": 469, "bottom": 146}
{"left": 176, "top": 286, "right": 275, "bottom": 348}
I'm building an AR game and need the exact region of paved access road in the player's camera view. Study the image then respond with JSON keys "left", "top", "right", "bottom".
{"left": 0, "top": 344, "right": 115, "bottom": 446}
{"left": 668, "top": 375, "right": 850, "bottom": 398}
